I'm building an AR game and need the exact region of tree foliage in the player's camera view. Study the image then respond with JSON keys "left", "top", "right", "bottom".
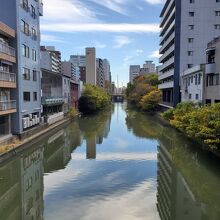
{"left": 79, "top": 84, "right": 111, "bottom": 114}
{"left": 162, "top": 102, "right": 220, "bottom": 149}
{"left": 126, "top": 74, "right": 161, "bottom": 111}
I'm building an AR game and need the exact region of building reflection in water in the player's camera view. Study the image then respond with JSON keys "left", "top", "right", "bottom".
{"left": 157, "top": 144, "right": 206, "bottom": 220}
{"left": 0, "top": 145, "right": 44, "bottom": 220}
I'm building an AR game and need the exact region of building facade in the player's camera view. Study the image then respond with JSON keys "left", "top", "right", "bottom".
{"left": 143, "top": 61, "right": 156, "bottom": 73}
{"left": 40, "top": 46, "right": 64, "bottom": 124}
{"left": 0, "top": 22, "right": 17, "bottom": 140}
{"left": 129, "top": 65, "right": 140, "bottom": 83}
{"left": 86, "top": 47, "right": 96, "bottom": 85}
{"left": 159, "top": 0, "right": 220, "bottom": 107}
{"left": 205, "top": 37, "right": 220, "bottom": 104}
{"left": 181, "top": 65, "right": 205, "bottom": 103}
{"left": 0, "top": 0, "right": 43, "bottom": 134}
{"left": 96, "top": 58, "right": 105, "bottom": 88}
{"left": 69, "top": 55, "right": 86, "bottom": 67}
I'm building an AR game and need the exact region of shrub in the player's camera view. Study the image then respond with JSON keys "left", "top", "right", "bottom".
{"left": 162, "top": 108, "right": 174, "bottom": 120}
{"left": 79, "top": 84, "right": 111, "bottom": 114}
{"left": 68, "top": 107, "right": 78, "bottom": 119}
{"left": 139, "top": 89, "right": 161, "bottom": 111}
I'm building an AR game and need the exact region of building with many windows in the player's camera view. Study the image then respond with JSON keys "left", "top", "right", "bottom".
{"left": 129, "top": 65, "right": 140, "bottom": 83}
{"left": 159, "top": 0, "right": 220, "bottom": 107}
{"left": 86, "top": 47, "right": 96, "bottom": 85}
{"left": 96, "top": 58, "right": 105, "bottom": 88}
{"left": 0, "top": 0, "right": 43, "bottom": 134}
{"left": 0, "top": 22, "right": 17, "bottom": 141}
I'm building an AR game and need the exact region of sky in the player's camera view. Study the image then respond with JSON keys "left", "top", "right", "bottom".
{"left": 40, "top": 0, "right": 164, "bottom": 85}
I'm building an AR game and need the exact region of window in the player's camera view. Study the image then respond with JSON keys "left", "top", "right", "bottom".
{"left": 198, "top": 74, "right": 201, "bottom": 85}
{"left": 31, "top": 28, "right": 37, "bottom": 40}
{"left": 190, "top": 0, "right": 195, "bottom": 3}
{"left": 22, "top": 44, "right": 30, "bottom": 58}
{"left": 33, "top": 70, "right": 37, "bottom": 81}
{"left": 22, "top": 68, "right": 30, "bottom": 80}
{"left": 188, "top": 64, "right": 193, "bottom": 68}
{"left": 216, "top": 11, "right": 220, "bottom": 16}
{"left": 195, "top": 94, "right": 199, "bottom": 100}
{"left": 189, "top": 12, "right": 195, "bottom": 17}
{"left": 191, "top": 76, "right": 193, "bottom": 83}
{"left": 31, "top": 5, "right": 36, "bottom": 18}
{"left": 21, "top": 0, "right": 29, "bottom": 11}
{"left": 189, "top": 25, "right": 194, "bottom": 30}
{"left": 32, "top": 49, "right": 37, "bottom": 61}
{"left": 217, "top": 0, "right": 220, "bottom": 3}
{"left": 21, "top": 20, "right": 29, "bottom": 35}
{"left": 195, "top": 74, "right": 198, "bottom": 85}
{"left": 189, "top": 94, "right": 192, "bottom": 99}
{"left": 33, "top": 92, "right": 37, "bottom": 101}
{"left": 23, "top": 92, "right": 31, "bottom": 102}
{"left": 188, "top": 51, "right": 193, "bottom": 56}
{"left": 215, "top": 24, "right": 220, "bottom": 29}
{"left": 188, "top": 38, "right": 194, "bottom": 43}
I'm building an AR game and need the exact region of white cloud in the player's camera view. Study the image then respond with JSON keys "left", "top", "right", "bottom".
{"left": 136, "top": 49, "right": 144, "bottom": 55}
{"left": 88, "top": 0, "right": 128, "bottom": 14}
{"left": 41, "top": 23, "right": 160, "bottom": 33}
{"left": 93, "top": 41, "right": 107, "bottom": 48}
{"left": 145, "top": 0, "right": 164, "bottom": 5}
{"left": 114, "top": 36, "right": 133, "bottom": 48}
{"left": 41, "top": 34, "right": 64, "bottom": 43}
{"left": 149, "top": 50, "right": 160, "bottom": 58}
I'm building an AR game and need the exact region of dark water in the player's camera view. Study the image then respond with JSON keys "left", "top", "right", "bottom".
{"left": 0, "top": 103, "right": 220, "bottom": 220}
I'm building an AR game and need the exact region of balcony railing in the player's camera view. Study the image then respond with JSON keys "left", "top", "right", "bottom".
{"left": 42, "top": 97, "right": 64, "bottom": 106}
{"left": 0, "top": 71, "right": 16, "bottom": 83}
{"left": 0, "top": 100, "right": 16, "bottom": 111}
{"left": 0, "top": 42, "right": 16, "bottom": 57}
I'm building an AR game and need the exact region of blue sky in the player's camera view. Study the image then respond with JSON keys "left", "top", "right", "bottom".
{"left": 40, "top": 0, "right": 164, "bottom": 85}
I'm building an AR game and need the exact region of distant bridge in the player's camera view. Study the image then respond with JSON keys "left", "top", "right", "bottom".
{"left": 111, "top": 94, "right": 125, "bottom": 102}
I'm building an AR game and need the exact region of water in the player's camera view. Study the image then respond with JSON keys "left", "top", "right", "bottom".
{"left": 0, "top": 103, "right": 220, "bottom": 220}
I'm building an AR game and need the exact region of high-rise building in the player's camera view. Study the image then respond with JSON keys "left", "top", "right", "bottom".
{"left": 129, "top": 65, "right": 140, "bottom": 83}
{"left": 0, "top": 0, "right": 43, "bottom": 134}
{"left": 0, "top": 22, "right": 17, "bottom": 141}
{"left": 86, "top": 47, "right": 96, "bottom": 85}
{"left": 159, "top": 0, "right": 220, "bottom": 107}
{"left": 143, "top": 61, "right": 156, "bottom": 73}
{"left": 96, "top": 58, "right": 105, "bottom": 88}
{"left": 69, "top": 55, "right": 86, "bottom": 67}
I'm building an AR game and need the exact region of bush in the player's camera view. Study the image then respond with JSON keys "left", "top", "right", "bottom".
{"left": 68, "top": 107, "right": 78, "bottom": 119}
{"left": 79, "top": 84, "right": 111, "bottom": 114}
{"left": 167, "top": 102, "right": 220, "bottom": 149}
{"left": 162, "top": 108, "right": 174, "bottom": 120}
{"left": 139, "top": 89, "right": 161, "bottom": 111}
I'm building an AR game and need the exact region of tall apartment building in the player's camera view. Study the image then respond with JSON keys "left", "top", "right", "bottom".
{"left": 69, "top": 55, "right": 86, "bottom": 67}
{"left": 129, "top": 65, "right": 140, "bottom": 83}
{"left": 143, "top": 61, "right": 156, "bottom": 73}
{"left": 0, "top": 0, "right": 43, "bottom": 134}
{"left": 96, "top": 58, "right": 105, "bottom": 88}
{"left": 0, "top": 22, "right": 17, "bottom": 140}
{"left": 86, "top": 47, "right": 96, "bottom": 85}
{"left": 159, "top": 0, "right": 220, "bottom": 107}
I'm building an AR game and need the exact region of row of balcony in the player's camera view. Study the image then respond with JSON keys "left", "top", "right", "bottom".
{"left": 0, "top": 100, "right": 16, "bottom": 115}
{"left": 42, "top": 97, "right": 64, "bottom": 106}
{"left": 0, "top": 41, "right": 15, "bottom": 57}
{"left": 0, "top": 70, "right": 16, "bottom": 83}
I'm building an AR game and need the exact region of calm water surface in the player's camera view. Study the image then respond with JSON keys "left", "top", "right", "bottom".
{"left": 1, "top": 103, "right": 220, "bottom": 220}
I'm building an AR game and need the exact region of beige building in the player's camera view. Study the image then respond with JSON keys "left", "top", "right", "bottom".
{"left": 205, "top": 37, "right": 220, "bottom": 104}
{"left": 0, "top": 22, "right": 17, "bottom": 141}
{"left": 86, "top": 47, "right": 96, "bottom": 85}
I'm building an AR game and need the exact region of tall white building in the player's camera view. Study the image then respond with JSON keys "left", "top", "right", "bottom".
{"left": 159, "top": 0, "right": 220, "bottom": 107}
{"left": 129, "top": 65, "right": 140, "bottom": 83}
{"left": 143, "top": 61, "right": 156, "bottom": 73}
{"left": 86, "top": 47, "right": 96, "bottom": 85}
{"left": 103, "top": 59, "right": 111, "bottom": 82}
{"left": 70, "top": 55, "right": 86, "bottom": 67}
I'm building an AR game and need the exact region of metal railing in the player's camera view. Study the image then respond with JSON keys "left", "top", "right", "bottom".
{"left": 0, "top": 42, "right": 16, "bottom": 57}
{"left": 0, "top": 100, "right": 16, "bottom": 111}
{"left": 41, "top": 97, "right": 64, "bottom": 106}
{"left": 0, "top": 71, "right": 16, "bottom": 83}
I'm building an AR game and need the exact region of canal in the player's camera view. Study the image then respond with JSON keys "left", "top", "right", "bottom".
{"left": 0, "top": 103, "right": 220, "bottom": 220}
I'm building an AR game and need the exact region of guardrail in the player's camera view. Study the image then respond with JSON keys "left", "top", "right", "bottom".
{"left": 0, "top": 42, "right": 16, "bottom": 57}
{"left": 0, "top": 100, "right": 16, "bottom": 111}
{"left": 0, "top": 71, "right": 16, "bottom": 82}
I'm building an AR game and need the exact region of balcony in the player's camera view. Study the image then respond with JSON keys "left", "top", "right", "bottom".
{"left": 42, "top": 97, "right": 64, "bottom": 106}
{"left": 158, "top": 57, "right": 174, "bottom": 73}
{"left": 205, "top": 63, "right": 215, "bottom": 74}
{"left": 159, "top": 44, "right": 175, "bottom": 63}
{"left": 0, "top": 100, "right": 16, "bottom": 116}
{"left": 159, "top": 69, "right": 174, "bottom": 81}
{"left": 158, "top": 81, "right": 174, "bottom": 90}
{"left": 0, "top": 42, "right": 16, "bottom": 63}
{"left": 0, "top": 71, "right": 16, "bottom": 88}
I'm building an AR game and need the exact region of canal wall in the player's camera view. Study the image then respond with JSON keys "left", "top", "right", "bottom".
{"left": 0, "top": 117, "right": 72, "bottom": 164}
